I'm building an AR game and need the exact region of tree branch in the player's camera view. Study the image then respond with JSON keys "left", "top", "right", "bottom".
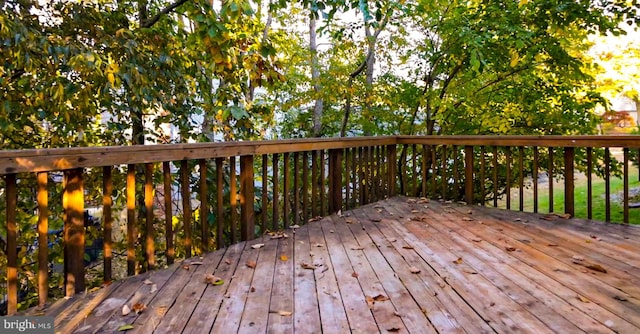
{"left": 142, "top": 0, "right": 191, "bottom": 28}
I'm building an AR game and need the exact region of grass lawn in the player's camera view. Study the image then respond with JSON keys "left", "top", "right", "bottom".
{"left": 501, "top": 167, "right": 640, "bottom": 224}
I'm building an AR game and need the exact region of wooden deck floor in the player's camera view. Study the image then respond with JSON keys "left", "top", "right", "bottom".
{"left": 44, "top": 197, "right": 640, "bottom": 333}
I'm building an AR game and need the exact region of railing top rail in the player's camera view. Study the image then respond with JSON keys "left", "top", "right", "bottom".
{"left": 2, "top": 135, "right": 640, "bottom": 175}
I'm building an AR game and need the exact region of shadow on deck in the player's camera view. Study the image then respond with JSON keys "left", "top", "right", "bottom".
{"left": 43, "top": 197, "right": 640, "bottom": 333}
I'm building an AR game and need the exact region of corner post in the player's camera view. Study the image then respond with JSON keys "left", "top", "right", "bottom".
{"left": 387, "top": 144, "right": 397, "bottom": 197}
{"left": 564, "top": 147, "right": 575, "bottom": 216}
{"left": 64, "top": 168, "right": 85, "bottom": 296}
{"left": 464, "top": 146, "right": 474, "bottom": 205}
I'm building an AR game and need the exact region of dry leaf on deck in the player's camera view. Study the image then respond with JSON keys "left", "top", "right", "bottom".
{"left": 277, "top": 310, "right": 293, "bottom": 316}
{"left": 585, "top": 264, "right": 607, "bottom": 273}
{"left": 453, "top": 258, "right": 463, "bottom": 265}
{"left": 411, "top": 209, "right": 420, "bottom": 213}
{"left": 370, "top": 218, "right": 382, "bottom": 222}
{"left": 143, "top": 279, "right": 153, "bottom": 285}
{"left": 387, "top": 327, "right": 401, "bottom": 332}
{"left": 393, "top": 311, "right": 402, "bottom": 317}
{"left": 149, "top": 284, "right": 158, "bottom": 294}
{"left": 337, "top": 210, "right": 343, "bottom": 217}
{"left": 462, "top": 217, "right": 473, "bottom": 221}
{"left": 308, "top": 216, "right": 322, "bottom": 222}
{"left": 189, "top": 261, "right": 204, "bottom": 266}
{"left": 246, "top": 260, "right": 257, "bottom": 269}
{"left": 402, "top": 245, "right": 414, "bottom": 249}
{"left": 557, "top": 213, "right": 571, "bottom": 219}
{"left": 280, "top": 254, "right": 288, "bottom": 261}
{"left": 204, "top": 274, "right": 224, "bottom": 285}
{"left": 315, "top": 243, "right": 324, "bottom": 248}
{"left": 132, "top": 303, "right": 146, "bottom": 314}
{"left": 182, "top": 265, "right": 190, "bottom": 270}
{"left": 578, "top": 295, "right": 590, "bottom": 303}
{"left": 505, "top": 246, "right": 517, "bottom": 252}
{"left": 121, "top": 304, "right": 131, "bottom": 316}
{"left": 301, "top": 262, "right": 315, "bottom": 270}
{"left": 351, "top": 272, "right": 359, "bottom": 278}
{"left": 471, "top": 238, "right": 482, "bottom": 243}
{"left": 409, "top": 266, "right": 421, "bottom": 274}
{"left": 365, "top": 296, "right": 375, "bottom": 309}
{"left": 251, "top": 243, "right": 265, "bottom": 249}
{"left": 345, "top": 220, "right": 354, "bottom": 224}
{"left": 117, "top": 324, "right": 134, "bottom": 331}
{"left": 548, "top": 243, "right": 559, "bottom": 247}
{"left": 224, "top": 259, "right": 232, "bottom": 265}
{"left": 351, "top": 246, "right": 364, "bottom": 250}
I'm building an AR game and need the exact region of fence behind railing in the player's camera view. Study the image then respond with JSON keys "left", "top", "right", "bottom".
{"left": 2, "top": 135, "right": 639, "bottom": 315}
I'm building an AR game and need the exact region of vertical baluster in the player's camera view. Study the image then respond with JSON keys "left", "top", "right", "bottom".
{"left": 505, "top": 147, "right": 511, "bottom": 210}
{"left": 345, "top": 148, "right": 351, "bottom": 208}
{"left": 431, "top": 145, "right": 436, "bottom": 199}
{"left": 564, "top": 147, "right": 575, "bottom": 216}
{"left": 126, "top": 164, "right": 136, "bottom": 275}
{"left": 422, "top": 145, "right": 428, "bottom": 197}
{"left": 293, "top": 152, "right": 300, "bottom": 226}
{"left": 480, "top": 147, "right": 486, "bottom": 205}
{"left": 328, "top": 149, "right": 343, "bottom": 213}
{"left": 492, "top": 146, "right": 498, "bottom": 207}
{"left": 216, "top": 158, "right": 225, "bottom": 249}
{"left": 587, "top": 147, "right": 593, "bottom": 219}
{"left": 103, "top": 166, "right": 114, "bottom": 279}
{"left": 303, "top": 151, "right": 310, "bottom": 223}
{"left": 311, "top": 150, "right": 318, "bottom": 216}
{"left": 262, "top": 155, "right": 268, "bottom": 233}
{"left": 453, "top": 145, "right": 459, "bottom": 199}
{"left": 387, "top": 144, "right": 397, "bottom": 197}
{"left": 145, "top": 163, "right": 155, "bottom": 270}
{"left": 6, "top": 174, "right": 17, "bottom": 315}
{"left": 377, "top": 146, "right": 383, "bottom": 200}
{"left": 548, "top": 147, "right": 554, "bottom": 213}
{"left": 353, "top": 148, "right": 360, "bottom": 206}
{"left": 605, "top": 148, "right": 611, "bottom": 222}
{"left": 624, "top": 148, "right": 629, "bottom": 224}
{"left": 533, "top": 147, "right": 538, "bottom": 213}
{"left": 181, "top": 160, "right": 193, "bottom": 257}
{"left": 240, "top": 155, "right": 255, "bottom": 240}
{"left": 519, "top": 147, "right": 524, "bottom": 212}
{"left": 412, "top": 144, "right": 417, "bottom": 197}
{"left": 37, "top": 172, "right": 48, "bottom": 307}
{"left": 273, "top": 153, "right": 280, "bottom": 229}
{"left": 64, "top": 168, "right": 85, "bottom": 295}
{"left": 199, "top": 159, "right": 209, "bottom": 252}
{"left": 464, "top": 146, "right": 474, "bottom": 205}
{"left": 283, "top": 153, "right": 290, "bottom": 228}
{"left": 320, "top": 150, "right": 326, "bottom": 215}
{"left": 441, "top": 145, "right": 447, "bottom": 200}
{"left": 230, "top": 156, "right": 238, "bottom": 242}
{"left": 163, "top": 162, "right": 174, "bottom": 263}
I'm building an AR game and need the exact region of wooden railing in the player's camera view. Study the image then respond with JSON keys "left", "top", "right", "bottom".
{"left": 1, "top": 135, "right": 639, "bottom": 315}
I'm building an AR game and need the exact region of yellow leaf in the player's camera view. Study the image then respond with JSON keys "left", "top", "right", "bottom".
{"left": 107, "top": 72, "right": 115, "bottom": 85}
{"left": 280, "top": 254, "right": 288, "bottom": 261}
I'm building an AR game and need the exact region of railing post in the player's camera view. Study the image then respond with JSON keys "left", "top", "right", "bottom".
{"left": 63, "top": 168, "right": 85, "bottom": 296}
{"left": 328, "top": 148, "right": 343, "bottom": 213}
{"left": 464, "top": 146, "right": 474, "bottom": 205}
{"left": 6, "top": 174, "right": 17, "bottom": 315}
{"left": 240, "top": 155, "right": 255, "bottom": 241}
{"left": 564, "top": 147, "right": 575, "bottom": 216}
{"left": 387, "top": 144, "right": 397, "bottom": 197}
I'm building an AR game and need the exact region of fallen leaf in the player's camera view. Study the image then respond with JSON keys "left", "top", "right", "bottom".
{"left": 585, "top": 264, "right": 607, "bottom": 273}
{"left": 370, "top": 218, "right": 382, "bottom": 222}
{"left": 224, "top": 259, "right": 232, "bottom": 265}
{"left": 387, "top": 327, "right": 401, "bottom": 332}
{"left": 189, "top": 261, "right": 204, "bottom": 266}
{"left": 182, "top": 265, "right": 190, "bottom": 270}
{"left": 121, "top": 304, "right": 131, "bottom": 316}
{"left": 246, "top": 260, "right": 257, "bottom": 269}
{"left": 149, "top": 284, "right": 158, "bottom": 294}
{"left": 411, "top": 210, "right": 420, "bottom": 213}
{"left": 514, "top": 218, "right": 522, "bottom": 222}
{"left": 578, "top": 295, "right": 590, "bottom": 303}
{"left": 351, "top": 272, "right": 359, "bottom": 278}
{"left": 505, "top": 246, "right": 517, "bottom": 252}
{"left": 453, "top": 258, "right": 463, "bottom": 265}
{"left": 409, "top": 266, "right": 421, "bottom": 274}
{"left": 278, "top": 310, "right": 292, "bottom": 316}
{"left": 315, "top": 243, "right": 324, "bottom": 248}
{"left": 462, "top": 217, "right": 473, "bottom": 221}
{"left": 132, "top": 303, "right": 146, "bottom": 314}
{"left": 374, "top": 294, "right": 390, "bottom": 301}
{"left": 365, "top": 296, "right": 375, "bottom": 309}
{"left": 614, "top": 295, "right": 628, "bottom": 301}
{"left": 393, "top": 311, "right": 402, "bottom": 317}
{"left": 389, "top": 238, "right": 397, "bottom": 242}
{"left": 471, "top": 238, "right": 482, "bottom": 243}
{"left": 143, "top": 279, "right": 153, "bottom": 285}
{"left": 590, "top": 235, "right": 602, "bottom": 241}
{"left": 547, "top": 243, "right": 559, "bottom": 247}
{"left": 572, "top": 255, "right": 585, "bottom": 261}
{"left": 280, "top": 254, "right": 288, "bottom": 261}
{"left": 463, "top": 269, "right": 478, "bottom": 274}
{"left": 205, "top": 274, "right": 224, "bottom": 285}
{"left": 117, "top": 324, "right": 134, "bottom": 331}
{"left": 402, "top": 245, "right": 414, "bottom": 249}
{"left": 337, "top": 210, "right": 343, "bottom": 217}
{"left": 540, "top": 215, "right": 555, "bottom": 221}
{"left": 557, "top": 213, "right": 571, "bottom": 219}
{"left": 308, "top": 216, "right": 322, "bottom": 222}
{"left": 250, "top": 286, "right": 256, "bottom": 292}
{"left": 301, "top": 263, "right": 315, "bottom": 270}
{"left": 251, "top": 243, "right": 265, "bottom": 249}
{"left": 351, "top": 246, "right": 364, "bottom": 250}
{"left": 345, "top": 220, "right": 354, "bottom": 224}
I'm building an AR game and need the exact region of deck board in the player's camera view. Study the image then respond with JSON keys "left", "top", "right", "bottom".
{"left": 42, "top": 196, "right": 640, "bottom": 333}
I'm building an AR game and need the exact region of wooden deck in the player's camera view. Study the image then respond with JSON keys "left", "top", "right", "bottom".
{"left": 43, "top": 197, "right": 640, "bottom": 333}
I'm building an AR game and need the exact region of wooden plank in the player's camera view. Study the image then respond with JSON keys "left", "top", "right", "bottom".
{"left": 181, "top": 242, "right": 245, "bottom": 334}
{"left": 403, "top": 202, "right": 619, "bottom": 333}
{"left": 152, "top": 250, "right": 226, "bottom": 334}
{"left": 354, "top": 206, "right": 486, "bottom": 333}
{"left": 441, "top": 202, "right": 640, "bottom": 332}
{"left": 267, "top": 232, "right": 295, "bottom": 333}
{"left": 330, "top": 214, "right": 407, "bottom": 333}
{"left": 292, "top": 220, "right": 321, "bottom": 333}
{"left": 237, "top": 236, "right": 278, "bottom": 332}
{"left": 318, "top": 217, "right": 378, "bottom": 333}
{"left": 209, "top": 239, "right": 263, "bottom": 333}
{"left": 381, "top": 199, "right": 556, "bottom": 333}
{"left": 306, "top": 219, "right": 351, "bottom": 333}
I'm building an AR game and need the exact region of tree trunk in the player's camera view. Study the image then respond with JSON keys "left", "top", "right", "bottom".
{"left": 310, "top": 17, "right": 323, "bottom": 137}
